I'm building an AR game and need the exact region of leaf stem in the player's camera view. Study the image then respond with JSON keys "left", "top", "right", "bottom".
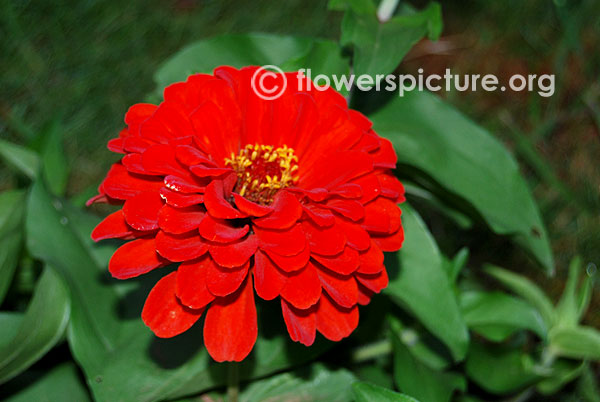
{"left": 352, "top": 339, "right": 393, "bottom": 363}
{"left": 226, "top": 362, "right": 239, "bottom": 402}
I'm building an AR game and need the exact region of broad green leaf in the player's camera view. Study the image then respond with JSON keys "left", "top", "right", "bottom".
{"left": 40, "top": 120, "right": 69, "bottom": 196}
{"left": 338, "top": 2, "right": 442, "bottom": 78}
{"left": 483, "top": 265, "right": 555, "bottom": 327}
{"left": 370, "top": 91, "right": 554, "bottom": 272}
{"left": 392, "top": 332, "right": 465, "bottom": 402}
{"left": 26, "top": 181, "right": 328, "bottom": 402}
{"left": 0, "top": 139, "right": 40, "bottom": 180}
{"left": 384, "top": 203, "right": 469, "bottom": 361}
{"left": 355, "top": 365, "right": 394, "bottom": 390}
{"left": 1, "top": 363, "right": 90, "bottom": 402}
{"left": 0, "top": 190, "right": 26, "bottom": 305}
{"left": 352, "top": 382, "right": 420, "bottom": 402}
{"left": 0, "top": 267, "right": 70, "bottom": 385}
{"left": 0, "top": 312, "right": 23, "bottom": 348}
{"left": 240, "top": 364, "right": 356, "bottom": 402}
{"left": 155, "top": 33, "right": 349, "bottom": 93}
{"left": 465, "top": 341, "right": 539, "bottom": 394}
{"left": 460, "top": 291, "right": 547, "bottom": 341}
{"left": 549, "top": 326, "right": 600, "bottom": 360}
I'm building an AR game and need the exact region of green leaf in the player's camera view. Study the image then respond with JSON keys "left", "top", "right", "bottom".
{"left": 536, "top": 359, "right": 584, "bottom": 395}
{"left": 388, "top": 316, "right": 452, "bottom": 370}
{"left": 1, "top": 363, "right": 91, "bottom": 402}
{"left": 460, "top": 290, "right": 547, "bottom": 342}
{"left": 339, "top": 2, "right": 442, "bottom": 78}
{"left": 0, "top": 190, "right": 26, "bottom": 305}
{"left": 0, "top": 312, "right": 23, "bottom": 348}
{"left": 0, "top": 139, "right": 40, "bottom": 180}
{"left": 155, "top": 33, "right": 349, "bottom": 93}
{"left": 555, "top": 256, "right": 594, "bottom": 327}
{"left": 352, "top": 382, "right": 420, "bottom": 402}
{"left": 384, "top": 203, "right": 469, "bottom": 361}
{"left": 0, "top": 267, "right": 70, "bottom": 385}
{"left": 39, "top": 120, "right": 69, "bottom": 196}
{"left": 549, "top": 326, "right": 600, "bottom": 360}
{"left": 392, "top": 331, "right": 465, "bottom": 402}
{"left": 447, "top": 247, "right": 469, "bottom": 284}
{"left": 465, "top": 341, "right": 539, "bottom": 394}
{"left": 240, "top": 364, "right": 356, "bottom": 402}
{"left": 26, "top": 180, "right": 328, "bottom": 402}
{"left": 483, "top": 264, "right": 555, "bottom": 327}
{"left": 328, "top": 0, "right": 377, "bottom": 15}
{"left": 370, "top": 91, "right": 554, "bottom": 272}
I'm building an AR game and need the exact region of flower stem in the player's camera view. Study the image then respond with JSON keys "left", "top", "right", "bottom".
{"left": 352, "top": 339, "right": 393, "bottom": 363}
{"left": 377, "top": 0, "right": 401, "bottom": 22}
{"left": 226, "top": 362, "right": 239, "bottom": 402}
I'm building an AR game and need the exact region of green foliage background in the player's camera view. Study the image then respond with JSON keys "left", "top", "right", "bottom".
{"left": 0, "top": 0, "right": 599, "bottom": 401}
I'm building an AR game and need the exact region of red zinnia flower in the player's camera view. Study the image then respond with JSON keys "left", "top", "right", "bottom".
{"left": 90, "top": 66, "right": 404, "bottom": 362}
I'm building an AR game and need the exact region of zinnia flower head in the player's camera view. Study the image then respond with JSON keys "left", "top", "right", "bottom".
{"left": 90, "top": 66, "right": 405, "bottom": 362}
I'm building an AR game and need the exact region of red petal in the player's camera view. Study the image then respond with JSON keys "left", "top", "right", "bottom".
{"left": 253, "top": 191, "right": 302, "bottom": 230}
{"left": 313, "top": 246, "right": 359, "bottom": 275}
{"left": 352, "top": 174, "right": 381, "bottom": 204}
{"left": 372, "top": 226, "right": 405, "bottom": 252}
{"left": 208, "top": 235, "right": 258, "bottom": 268}
{"left": 164, "top": 175, "right": 205, "bottom": 194}
{"left": 122, "top": 153, "right": 147, "bottom": 174}
{"left": 330, "top": 183, "right": 362, "bottom": 199}
{"left": 372, "top": 138, "right": 397, "bottom": 169}
{"left": 280, "top": 262, "right": 321, "bottom": 309}
{"left": 357, "top": 240, "right": 385, "bottom": 274}
{"left": 281, "top": 299, "right": 316, "bottom": 346}
{"left": 142, "top": 144, "right": 187, "bottom": 176}
{"left": 302, "top": 204, "right": 335, "bottom": 227}
{"left": 159, "top": 187, "right": 204, "bottom": 208}
{"left": 355, "top": 269, "right": 389, "bottom": 293}
{"left": 91, "top": 210, "right": 133, "bottom": 241}
{"left": 362, "top": 198, "right": 402, "bottom": 234}
{"left": 264, "top": 245, "right": 310, "bottom": 273}
{"left": 232, "top": 193, "right": 273, "bottom": 217}
{"left": 107, "top": 138, "right": 125, "bottom": 154}
{"left": 155, "top": 231, "right": 208, "bottom": 262}
{"left": 255, "top": 224, "right": 306, "bottom": 256}
{"left": 357, "top": 284, "right": 374, "bottom": 306}
{"left": 204, "top": 276, "right": 257, "bottom": 362}
{"left": 301, "top": 220, "right": 346, "bottom": 256}
{"left": 315, "top": 292, "right": 359, "bottom": 341}
{"left": 336, "top": 218, "right": 370, "bottom": 251}
{"left": 102, "top": 163, "right": 163, "bottom": 200}
{"left": 142, "top": 272, "right": 204, "bottom": 338}
{"left": 122, "top": 191, "right": 164, "bottom": 231}
{"left": 125, "top": 103, "right": 157, "bottom": 134}
{"left": 176, "top": 257, "right": 216, "bottom": 309}
{"left": 253, "top": 251, "right": 286, "bottom": 300}
{"left": 324, "top": 199, "right": 364, "bottom": 221}
{"left": 377, "top": 173, "right": 405, "bottom": 203}
{"left": 198, "top": 214, "right": 249, "bottom": 243}
{"left": 316, "top": 264, "right": 358, "bottom": 308}
{"left": 158, "top": 204, "right": 205, "bottom": 234}
{"left": 189, "top": 165, "right": 232, "bottom": 178}
{"left": 204, "top": 180, "right": 245, "bottom": 219}
{"left": 175, "top": 145, "right": 217, "bottom": 167}
{"left": 109, "top": 238, "right": 164, "bottom": 279}
{"left": 206, "top": 261, "right": 249, "bottom": 297}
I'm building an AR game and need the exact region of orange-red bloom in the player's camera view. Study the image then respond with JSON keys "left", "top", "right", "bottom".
{"left": 90, "top": 66, "right": 405, "bottom": 362}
